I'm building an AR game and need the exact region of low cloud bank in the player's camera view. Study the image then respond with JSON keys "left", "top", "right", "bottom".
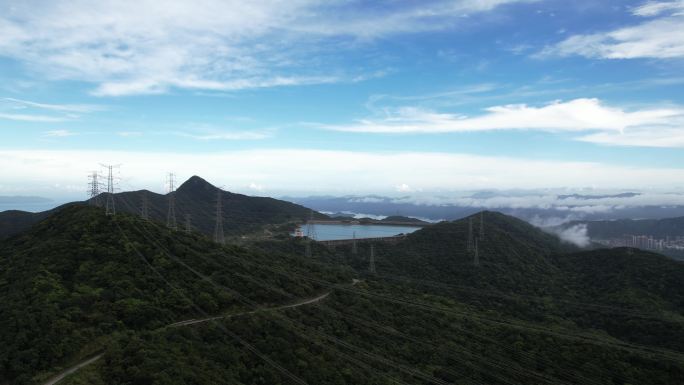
{"left": 386, "top": 191, "right": 684, "bottom": 210}
{"left": 547, "top": 224, "right": 591, "bottom": 247}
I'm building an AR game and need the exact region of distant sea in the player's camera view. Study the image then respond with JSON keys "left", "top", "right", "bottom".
{"left": 0, "top": 201, "right": 67, "bottom": 213}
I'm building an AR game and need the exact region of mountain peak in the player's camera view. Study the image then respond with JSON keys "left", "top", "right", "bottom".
{"left": 177, "top": 175, "right": 217, "bottom": 193}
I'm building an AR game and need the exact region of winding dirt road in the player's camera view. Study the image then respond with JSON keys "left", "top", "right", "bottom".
{"left": 40, "top": 289, "right": 336, "bottom": 385}
{"left": 169, "top": 291, "right": 331, "bottom": 327}
{"left": 41, "top": 354, "right": 103, "bottom": 385}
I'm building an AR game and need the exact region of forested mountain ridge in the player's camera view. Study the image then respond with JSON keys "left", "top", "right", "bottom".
{"left": 334, "top": 211, "right": 576, "bottom": 295}
{"left": 328, "top": 211, "right": 684, "bottom": 351}
{"left": 2, "top": 208, "right": 684, "bottom": 385}
{"left": 107, "top": 175, "right": 327, "bottom": 238}
{"left": 0, "top": 205, "right": 347, "bottom": 385}
{"left": 111, "top": 176, "right": 327, "bottom": 236}
{"left": 0, "top": 175, "right": 325, "bottom": 240}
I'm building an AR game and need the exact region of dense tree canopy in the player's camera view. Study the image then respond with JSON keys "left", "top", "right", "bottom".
{"left": 1, "top": 208, "right": 683, "bottom": 385}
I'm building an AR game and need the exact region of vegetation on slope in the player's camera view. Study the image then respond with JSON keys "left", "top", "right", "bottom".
{"left": 61, "top": 277, "right": 684, "bottom": 385}
{"left": 109, "top": 175, "right": 327, "bottom": 238}
{"left": 0, "top": 205, "right": 348, "bottom": 384}
{"left": 0, "top": 175, "right": 326, "bottom": 241}
{"left": 3, "top": 209, "right": 684, "bottom": 385}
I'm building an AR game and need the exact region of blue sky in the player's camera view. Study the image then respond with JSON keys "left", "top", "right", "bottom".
{"left": 1, "top": 0, "right": 684, "bottom": 200}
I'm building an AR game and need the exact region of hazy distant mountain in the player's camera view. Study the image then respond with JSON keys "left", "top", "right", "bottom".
{"left": 0, "top": 203, "right": 79, "bottom": 240}
{"left": 380, "top": 215, "right": 427, "bottom": 223}
{"left": 0, "top": 195, "right": 60, "bottom": 213}
{"left": 288, "top": 193, "right": 684, "bottom": 223}
{"left": 564, "top": 216, "right": 684, "bottom": 239}
{"left": 0, "top": 195, "right": 52, "bottom": 204}
{"left": 556, "top": 192, "right": 641, "bottom": 200}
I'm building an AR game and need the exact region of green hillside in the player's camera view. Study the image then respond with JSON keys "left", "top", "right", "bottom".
{"left": 331, "top": 212, "right": 573, "bottom": 294}
{"left": 0, "top": 176, "right": 325, "bottom": 241}
{"left": 3, "top": 208, "right": 684, "bottom": 385}
{"left": 0, "top": 205, "right": 347, "bottom": 385}
{"left": 320, "top": 211, "right": 684, "bottom": 351}
{"left": 103, "top": 176, "right": 328, "bottom": 238}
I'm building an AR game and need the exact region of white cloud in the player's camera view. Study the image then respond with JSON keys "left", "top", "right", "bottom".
{"left": 248, "top": 182, "right": 265, "bottom": 191}
{"left": 2, "top": 149, "right": 684, "bottom": 198}
{"left": 2, "top": 97, "right": 103, "bottom": 113}
{"left": 43, "top": 129, "right": 76, "bottom": 137}
{"left": 0, "top": 112, "right": 69, "bottom": 122}
{"left": 321, "top": 98, "right": 684, "bottom": 147}
{"left": 395, "top": 183, "right": 413, "bottom": 192}
{"left": 632, "top": 1, "right": 684, "bottom": 17}
{"left": 177, "top": 131, "right": 270, "bottom": 141}
{"left": 0, "top": 97, "right": 102, "bottom": 122}
{"left": 540, "top": 1, "right": 684, "bottom": 59}
{"left": 547, "top": 224, "right": 591, "bottom": 247}
{"left": 578, "top": 127, "right": 684, "bottom": 147}
{"left": 385, "top": 191, "right": 684, "bottom": 212}
{"left": 0, "top": 0, "right": 533, "bottom": 96}
{"left": 117, "top": 131, "right": 143, "bottom": 137}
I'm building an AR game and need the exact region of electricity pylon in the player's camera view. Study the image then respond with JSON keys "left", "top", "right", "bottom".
{"left": 352, "top": 231, "right": 358, "bottom": 255}
{"left": 87, "top": 171, "right": 102, "bottom": 206}
{"left": 474, "top": 237, "right": 480, "bottom": 267}
{"left": 304, "top": 210, "right": 316, "bottom": 258}
{"left": 214, "top": 188, "right": 225, "bottom": 244}
{"left": 100, "top": 164, "right": 119, "bottom": 215}
{"left": 141, "top": 192, "right": 149, "bottom": 220}
{"left": 185, "top": 213, "right": 192, "bottom": 233}
{"left": 479, "top": 211, "right": 485, "bottom": 238}
{"left": 467, "top": 217, "right": 474, "bottom": 252}
{"left": 166, "top": 173, "right": 177, "bottom": 230}
{"left": 305, "top": 210, "right": 316, "bottom": 240}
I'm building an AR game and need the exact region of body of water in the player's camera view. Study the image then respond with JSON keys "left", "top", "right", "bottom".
{"left": 294, "top": 223, "right": 423, "bottom": 241}
{"left": 0, "top": 201, "right": 65, "bottom": 213}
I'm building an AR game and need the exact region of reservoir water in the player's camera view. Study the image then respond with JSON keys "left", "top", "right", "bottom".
{"left": 295, "top": 223, "right": 423, "bottom": 241}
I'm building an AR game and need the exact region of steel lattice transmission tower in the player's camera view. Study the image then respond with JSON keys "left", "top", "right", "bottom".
{"left": 304, "top": 210, "right": 316, "bottom": 258}
{"left": 352, "top": 231, "right": 358, "bottom": 255}
{"left": 100, "top": 164, "right": 119, "bottom": 215}
{"left": 185, "top": 214, "right": 192, "bottom": 233}
{"left": 305, "top": 210, "right": 317, "bottom": 240}
{"left": 87, "top": 171, "right": 102, "bottom": 206}
{"left": 473, "top": 237, "right": 480, "bottom": 267}
{"left": 479, "top": 211, "right": 485, "bottom": 238}
{"left": 467, "top": 217, "right": 474, "bottom": 252}
{"left": 214, "top": 188, "right": 225, "bottom": 244}
{"left": 141, "top": 192, "right": 149, "bottom": 220}
{"left": 369, "top": 243, "right": 376, "bottom": 274}
{"left": 166, "top": 173, "right": 177, "bottom": 230}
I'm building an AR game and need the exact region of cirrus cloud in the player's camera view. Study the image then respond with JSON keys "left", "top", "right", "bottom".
{"left": 540, "top": 1, "right": 684, "bottom": 60}
{"left": 0, "top": 0, "right": 534, "bottom": 97}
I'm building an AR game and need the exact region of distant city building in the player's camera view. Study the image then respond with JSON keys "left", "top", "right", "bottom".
{"left": 596, "top": 234, "right": 683, "bottom": 252}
